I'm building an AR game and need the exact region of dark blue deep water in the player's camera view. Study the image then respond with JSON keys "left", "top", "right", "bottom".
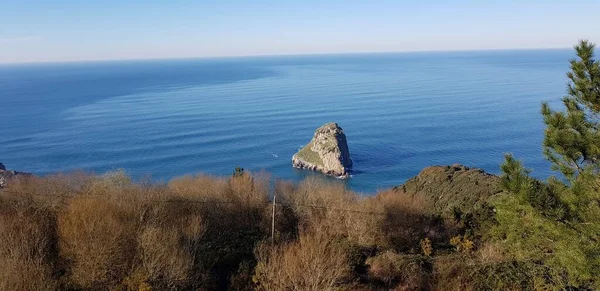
{"left": 0, "top": 50, "right": 571, "bottom": 193}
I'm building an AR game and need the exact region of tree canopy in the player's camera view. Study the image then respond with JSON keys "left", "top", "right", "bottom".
{"left": 494, "top": 40, "right": 600, "bottom": 290}
{"left": 541, "top": 40, "right": 600, "bottom": 180}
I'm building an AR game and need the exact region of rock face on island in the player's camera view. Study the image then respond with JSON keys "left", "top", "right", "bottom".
{"left": 292, "top": 123, "right": 353, "bottom": 177}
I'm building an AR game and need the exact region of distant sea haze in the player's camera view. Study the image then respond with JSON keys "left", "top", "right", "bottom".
{"left": 0, "top": 50, "right": 570, "bottom": 193}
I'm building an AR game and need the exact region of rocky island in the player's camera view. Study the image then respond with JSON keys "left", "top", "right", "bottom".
{"left": 292, "top": 122, "right": 353, "bottom": 177}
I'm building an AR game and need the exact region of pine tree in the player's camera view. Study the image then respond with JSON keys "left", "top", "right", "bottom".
{"left": 494, "top": 41, "right": 600, "bottom": 290}
{"left": 541, "top": 40, "right": 600, "bottom": 180}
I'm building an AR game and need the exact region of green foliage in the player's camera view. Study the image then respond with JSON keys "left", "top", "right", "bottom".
{"left": 452, "top": 205, "right": 496, "bottom": 238}
{"left": 491, "top": 42, "right": 600, "bottom": 289}
{"left": 469, "top": 261, "right": 524, "bottom": 290}
{"left": 500, "top": 154, "right": 568, "bottom": 220}
{"left": 541, "top": 40, "right": 600, "bottom": 181}
{"left": 490, "top": 189, "right": 600, "bottom": 290}
{"left": 494, "top": 153, "right": 600, "bottom": 289}
{"left": 499, "top": 153, "right": 531, "bottom": 194}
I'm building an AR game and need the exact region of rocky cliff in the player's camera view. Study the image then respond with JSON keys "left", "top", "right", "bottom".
{"left": 292, "top": 123, "right": 353, "bottom": 177}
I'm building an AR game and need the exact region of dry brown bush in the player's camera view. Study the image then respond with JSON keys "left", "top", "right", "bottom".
{"left": 253, "top": 229, "right": 353, "bottom": 291}
{"left": 58, "top": 197, "right": 137, "bottom": 288}
{"left": 278, "top": 177, "right": 382, "bottom": 247}
{"left": 275, "top": 177, "right": 453, "bottom": 254}
{"left": 168, "top": 172, "right": 270, "bottom": 233}
{"left": 167, "top": 172, "right": 271, "bottom": 289}
{"left": 0, "top": 169, "right": 513, "bottom": 290}
{"left": 168, "top": 174, "right": 230, "bottom": 200}
{"left": 138, "top": 220, "right": 202, "bottom": 286}
{"left": 137, "top": 200, "right": 206, "bottom": 289}
{"left": 366, "top": 250, "right": 431, "bottom": 290}
{"left": 374, "top": 190, "right": 449, "bottom": 252}
{"left": 0, "top": 202, "right": 57, "bottom": 291}
{"left": 168, "top": 171, "right": 269, "bottom": 203}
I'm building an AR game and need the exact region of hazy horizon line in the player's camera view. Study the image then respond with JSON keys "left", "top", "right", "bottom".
{"left": 0, "top": 46, "right": 573, "bottom": 66}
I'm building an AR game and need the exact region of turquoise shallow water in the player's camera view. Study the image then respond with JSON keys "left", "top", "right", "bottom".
{"left": 0, "top": 50, "right": 571, "bottom": 193}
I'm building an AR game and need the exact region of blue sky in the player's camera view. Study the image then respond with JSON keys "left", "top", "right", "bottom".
{"left": 1, "top": 0, "right": 599, "bottom": 63}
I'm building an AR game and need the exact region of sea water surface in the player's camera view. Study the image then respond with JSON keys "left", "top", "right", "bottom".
{"left": 0, "top": 50, "right": 571, "bottom": 193}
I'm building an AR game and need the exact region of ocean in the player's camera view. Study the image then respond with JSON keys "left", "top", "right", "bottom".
{"left": 0, "top": 49, "right": 571, "bottom": 193}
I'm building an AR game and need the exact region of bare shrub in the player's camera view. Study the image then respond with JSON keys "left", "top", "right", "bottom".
{"left": 58, "top": 197, "right": 137, "bottom": 288}
{"left": 228, "top": 171, "right": 270, "bottom": 203}
{"left": 168, "top": 174, "right": 229, "bottom": 201}
{"left": 167, "top": 172, "right": 270, "bottom": 289}
{"left": 254, "top": 229, "right": 352, "bottom": 291}
{"left": 374, "top": 190, "right": 447, "bottom": 252}
{"left": 139, "top": 211, "right": 205, "bottom": 288}
{"left": 279, "top": 177, "right": 381, "bottom": 247}
{"left": 0, "top": 202, "right": 57, "bottom": 291}
{"left": 0, "top": 259, "right": 57, "bottom": 291}
{"left": 0, "top": 169, "right": 517, "bottom": 290}
{"left": 168, "top": 172, "right": 270, "bottom": 230}
{"left": 5, "top": 172, "right": 92, "bottom": 208}
{"left": 168, "top": 171, "right": 269, "bottom": 203}
{"left": 366, "top": 250, "right": 431, "bottom": 290}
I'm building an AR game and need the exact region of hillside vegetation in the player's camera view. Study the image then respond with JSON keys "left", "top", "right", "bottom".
{"left": 0, "top": 163, "right": 595, "bottom": 290}
{"left": 0, "top": 166, "right": 504, "bottom": 291}
{"left": 0, "top": 40, "right": 599, "bottom": 290}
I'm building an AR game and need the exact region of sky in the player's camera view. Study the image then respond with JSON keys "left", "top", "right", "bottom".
{"left": 1, "top": 0, "right": 599, "bottom": 64}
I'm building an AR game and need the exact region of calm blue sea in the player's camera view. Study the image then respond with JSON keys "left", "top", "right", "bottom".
{"left": 0, "top": 50, "right": 571, "bottom": 193}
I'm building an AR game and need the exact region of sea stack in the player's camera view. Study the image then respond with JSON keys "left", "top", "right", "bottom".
{"left": 292, "top": 122, "right": 353, "bottom": 177}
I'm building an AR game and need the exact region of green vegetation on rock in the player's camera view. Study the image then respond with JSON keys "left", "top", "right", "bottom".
{"left": 295, "top": 142, "right": 324, "bottom": 166}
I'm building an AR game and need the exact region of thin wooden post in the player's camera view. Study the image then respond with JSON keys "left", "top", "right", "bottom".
{"left": 271, "top": 194, "right": 276, "bottom": 247}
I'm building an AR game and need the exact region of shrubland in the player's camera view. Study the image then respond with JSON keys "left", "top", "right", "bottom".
{"left": 2, "top": 163, "right": 594, "bottom": 290}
